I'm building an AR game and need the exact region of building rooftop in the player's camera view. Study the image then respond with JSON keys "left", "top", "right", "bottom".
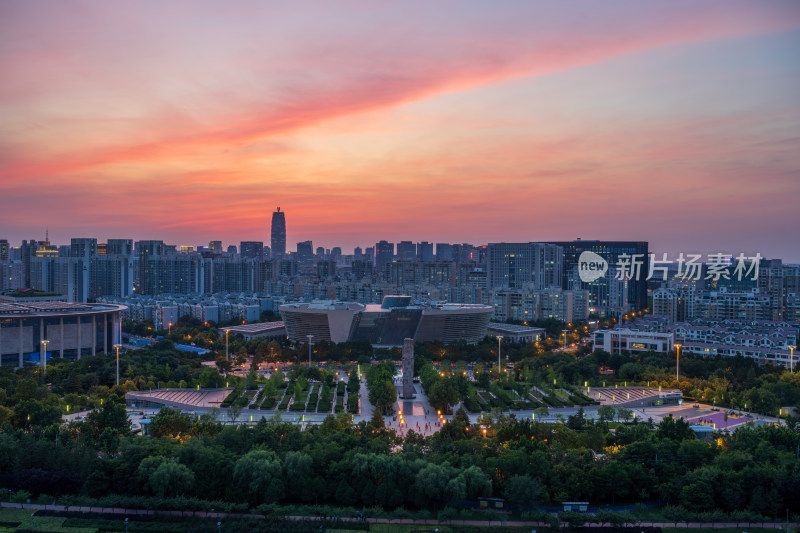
{"left": 221, "top": 321, "right": 286, "bottom": 334}
{"left": 0, "top": 302, "right": 126, "bottom": 316}
{"left": 486, "top": 323, "right": 546, "bottom": 334}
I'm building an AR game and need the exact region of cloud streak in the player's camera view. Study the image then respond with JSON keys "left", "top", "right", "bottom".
{"left": 0, "top": 1, "right": 799, "bottom": 259}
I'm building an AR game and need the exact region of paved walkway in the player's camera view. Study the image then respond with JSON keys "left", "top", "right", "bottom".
{"left": 3, "top": 502, "right": 797, "bottom": 529}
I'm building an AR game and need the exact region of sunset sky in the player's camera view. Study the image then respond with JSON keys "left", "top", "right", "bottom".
{"left": 1, "top": 1, "right": 799, "bottom": 260}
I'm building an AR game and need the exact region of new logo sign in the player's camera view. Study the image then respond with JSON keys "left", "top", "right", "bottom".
{"left": 578, "top": 251, "right": 608, "bottom": 282}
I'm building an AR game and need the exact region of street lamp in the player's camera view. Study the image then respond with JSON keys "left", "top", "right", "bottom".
{"left": 789, "top": 345, "right": 795, "bottom": 373}
{"left": 674, "top": 343, "right": 681, "bottom": 382}
{"left": 114, "top": 344, "right": 122, "bottom": 386}
{"left": 168, "top": 322, "right": 172, "bottom": 335}
{"left": 307, "top": 335, "right": 313, "bottom": 367}
{"left": 40, "top": 339, "right": 49, "bottom": 375}
{"left": 562, "top": 329, "right": 569, "bottom": 350}
{"left": 225, "top": 330, "right": 230, "bottom": 361}
{"left": 496, "top": 336, "right": 503, "bottom": 377}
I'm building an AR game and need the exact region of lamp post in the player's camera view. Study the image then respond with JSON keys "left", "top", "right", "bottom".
{"left": 225, "top": 329, "right": 230, "bottom": 360}
{"left": 40, "top": 339, "right": 49, "bottom": 375}
{"left": 789, "top": 345, "right": 795, "bottom": 373}
{"left": 307, "top": 335, "right": 313, "bottom": 367}
{"left": 674, "top": 343, "right": 681, "bottom": 382}
{"left": 114, "top": 344, "right": 122, "bottom": 386}
{"left": 562, "top": 329, "right": 569, "bottom": 350}
{"left": 168, "top": 322, "right": 172, "bottom": 335}
{"left": 496, "top": 336, "right": 503, "bottom": 378}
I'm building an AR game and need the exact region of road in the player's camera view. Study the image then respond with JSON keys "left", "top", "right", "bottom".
{"left": 4, "top": 502, "right": 797, "bottom": 529}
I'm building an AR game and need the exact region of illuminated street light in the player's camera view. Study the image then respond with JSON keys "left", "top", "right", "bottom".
{"left": 674, "top": 344, "right": 681, "bottom": 382}
{"left": 496, "top": 336, "right": 503, "bottom": 377}
{"left": 40, "top": 339, "right": 49, "bottom": 375}
{"left": 114, "top": 344, "right": 122, "bottom": 386}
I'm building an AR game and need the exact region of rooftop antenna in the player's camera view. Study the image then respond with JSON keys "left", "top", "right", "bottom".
{"left": 45, "top": 227, "right": 49, "bottom": 243}
{"left": 277, "top": 207, "right": 280, "bottom": 212}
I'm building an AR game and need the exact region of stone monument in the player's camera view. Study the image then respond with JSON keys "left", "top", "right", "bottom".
{"left": 400, "top": 337, "right": 416, "bottom": 399}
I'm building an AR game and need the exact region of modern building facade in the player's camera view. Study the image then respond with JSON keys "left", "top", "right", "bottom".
{"left": 270, "top": 208, "right": 286, "bottom": 258}
{"left": 375, "top": 241, "right": 394, "bottom": 271}
{"left": 280, "top": 296, "right": 492, "bottom": 346}
{"left": 548, "top": 240, "right": 650, "bottom": 315}
{"left": 486, "top": 242, "right": 563, "bottom": 290}
{"left": 0, "top": 300, "right": 125, "bottom": 367}
{"left": 595, "top": 317, "right": 799, "bottom": 367}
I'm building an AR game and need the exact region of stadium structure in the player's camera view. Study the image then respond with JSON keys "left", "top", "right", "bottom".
{"left": 280, "top": 296, "right": 492, "bottom": 346}
{"left": 0, "top": 300, "right": 126, "bottom": 367}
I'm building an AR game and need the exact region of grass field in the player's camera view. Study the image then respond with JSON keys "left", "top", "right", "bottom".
{"left": 0, "top": 508, "right": 97, "bottom": 533}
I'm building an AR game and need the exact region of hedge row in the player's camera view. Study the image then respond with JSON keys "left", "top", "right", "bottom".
{"left": 220, "top": 384, "right": 244, "bottom": 408}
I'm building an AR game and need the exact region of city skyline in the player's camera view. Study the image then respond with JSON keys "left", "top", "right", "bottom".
{"left": 1, "top": 1, "right": 799, "bottom": 260}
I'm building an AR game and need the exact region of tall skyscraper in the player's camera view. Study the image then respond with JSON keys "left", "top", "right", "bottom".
{"left": 0, "top": 239, "right": 9, "bottom": 261}
{"left": 548, "top": 240, "right": 649, "bottom": 314}
{"left": 375, "top": 240, "right": 394, "bottom": 271}
{"left": 297, "top": 240, "right": 313, "bottom": 263}
{"left": 271, "top": 207, "right": 286, "bottom": 258}
{"left": 70, "top": 238, "right": 98, "bottom": 259}
{"left": 486, "top": 243, "right": 563, "bottom": 290}
{"left": 397, "top": 241, "right": 416, "bottom": 260}
{"left": 436, "top": 243, "right": 454, "bottom": 261}
{"left": 417, "top": 241, "right": 434, "bottom": 262}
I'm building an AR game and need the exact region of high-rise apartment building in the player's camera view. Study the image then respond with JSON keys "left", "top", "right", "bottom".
{"left": 0, "top": 239, "right": 9, "bottom": 261}
{"left": 486, "top": 243, "right": 563, "bottom": 291}
{"left": 375, "top": 241, "right": 394, "bottom": 271}
{"left": 417, "top": 241, "right": 434, "bottom": 262}
{"left": 549, "top": 240, "right": 650, "bottom": 314}
{"left": 297, "top": 241, "right": 313, "bottom": 261}
{"left": 240, "top": 241, "right": 264, "bottom": 259}
{"left": 107, "top": 239, "right": 133, "bottom": 256}
{"left": 436, "top": 243, "right": 454, "bottom": 262}
{"left": 397, "top": 241, "right": 416, "bottom": 260}
{"left": 70, "top": 238, "right": 97, "bottom": 259}
{"left": 271, "top": 207, "right": 286, "bottom": 258}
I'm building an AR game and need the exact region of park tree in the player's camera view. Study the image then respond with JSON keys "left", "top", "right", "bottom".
{"left": 597, "top": 405, "right": 616, "bottom": 423}
{"left": 215, "top": 356, "right": 232, "bottom": 375}
{"left": 198, "top": 367, "right": 222, "bottom": 388}
{"left": 617, "top": 407, "right": 634, "bottom": 423}
{"left": 233, "top": 449, "right": 285, "bottom": 505}
{"left": 368, "top": 379, "right": 397, "bottom": 415}
{"left": 149, "top": 459, "right": 195, "bottom": 497}
{"left": 149, "top": 407, "right": 191, "bottom": 438}
{"left": 85, "top": 400, "right": 130, "bottom": 437}
{"left": 245, "top": 369, "right": 258, "bottom": 390}
{"left": 656, "top": 414, "right": 695, "bottom": 441}
{"left": 503, "top": 475, "right": 539, "bottom": 507}
{"left": 427, "top": 379, "right": 458, "bottom": 413}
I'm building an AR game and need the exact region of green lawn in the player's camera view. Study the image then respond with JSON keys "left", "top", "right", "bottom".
{"left": 0, "top": 508, "right": 97, "bottom": 533}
